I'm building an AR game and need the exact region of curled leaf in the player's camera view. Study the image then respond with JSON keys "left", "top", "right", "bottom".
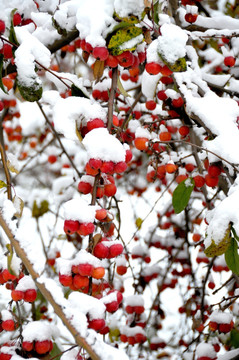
{"left": 13, "top": 196, "right": 24, "bottom": 218}
{"left": 32, "top": 200, "right": 49, "bottom": 218}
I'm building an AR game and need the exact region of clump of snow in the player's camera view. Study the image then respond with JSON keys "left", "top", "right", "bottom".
{"left": 114, "top": 0, "right": 145, "bottom": 18}
{"left": 22, "top": 321, "right": 56, "bottom": 342}
{"left": 204, "top": 186, "right": 239, "bottom": 247}
{"left": 135, "top": 127, "right": 151, "bottom": 140}
{"left": 210, "top": 310, "right": 233, "bottom": 324}
{"left": 15, "top": 275, "right": 36, "bottom": 291}
{"left": 196, "top": 342, "right": 216, "bottom": 359}
{"left": 1, "top": 309, "right": 13, "bottom": 321}
{"left": 52, "top": 97, "right": 107, "bottom": 141}
{"left": 157, "top": 24, "right": 188, "bottom": 65}
{"left": 15, "top": 27, "right": 51, "bottom": 88}
{"left": 68, "top": 292, "right": 106, "bottom": 320}
{"left": 75, "top": 0, "right": 115, "bottom": 47}
{"left": 63, "top": 198, "right": 96, "bottom": 223}
{"left": 82, "top": 128, "right": 126, "bottom": 163}
{"left": 125, "top": 294, "right": 144, "bottom": 307}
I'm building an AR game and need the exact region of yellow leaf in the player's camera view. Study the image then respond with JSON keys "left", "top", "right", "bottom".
{"left": 108, "top": 26, "right": 143, "bottom": 56}
{"left": 117, "top": 77, "right": 131, "bottom": 98}
{"left": 136, "top": 217, "right": 143, "bottom": 229}
{"left": 7, "top": 159, "right": 19, "bottom": 174}
{"left": 204, "top": 225, "right": 231, "bottom": 257}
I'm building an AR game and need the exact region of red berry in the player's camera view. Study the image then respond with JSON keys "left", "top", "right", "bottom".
{"left": 48, "top": 155, "right": 57, "bottom": 164}
{"left": 95, "top": 208, "right": 107, "bottom": 221}
{"left": 145, "top": 62, "right": 161, "bottom": 75}
{"left": 105, "top": 301, "right": 119, "bottom": 313}
{"left": 0, "top": 101, "right": 4, "bottom": 111}
{"left": 73, "top": 274, "right": 89, "bottom": 289}
{"left": 117, "top": 265, "right": 127, "bottom": 275}
{"left": 92, "top": 47, "right": 109, "bottom": 61}
{"left": 88, "top": 158, "right": 103, "bottom": 170}
{"left": 105, "top": 55, "right": 118, "bottom": 68}
{"left": 0, "top": 20, "right": 5, "bottom": 34}
{"left": 205, "top": 174, "right": 219, "bottom": 187}
{"left": 172, "top": 97, "right": 184, "bottom": 108}
{"left": 22, "top": 341, "right": 34, "bottom": 352}
{"left": 78, "top": 181, "right": 92, "bottom": 194}
{"left": 146, "top": 100, "right": 156, "bottom": 111}
{"left": 59, "top": 274, "right": 73, "bottom": 287}
{"left": 11, "top": 290, "right": 24, "bottom": 301}
{"left": 224, "top": 56, "right": 235, "bottom": 67}
{"left": 125, "top": 149, "right": 133, "bottom": 163}
{"left": 184, "top": 13, "right": 198, "bottom": 23}
{"left": 87, "top": 118, "right": 105, "bottom": 132}
{"left": 179, "top": 126, "right": 189, "bottom": 137}
{"left": 78, "top": 222, "right": 95, "bottom": 236}
{"left": 100, "top": 161, "right": 115, "bottom": 174}
{"left": 64, "top": 219, "right": 80, "bottom": 235}
{"left": 157, "top": 90, "right": 168, "bottom": 101}
{"left": 159, "top": 131, "right": 171, "bottom": 141}
{"left": 193, "top": 175, "right": 205, "bottom": 188}
{"left": 2, "top": 319, "right": 15, "bottom": 331}
{"left": 13, "top": 13, "right": 22, "bottom": 26}
{"left": 35, "top": 340, "right": 52, "bottom": 354}
{"left": 24, "top": 289, "right": 37, "bottom": 303}
{"left": 93, "top": 242, "right": 109, "bottom": 258}
{"left": 0, "top": 353, "right": 12, "bottom": 360}
{"left": 104, "top": 183, "right": 117, "bottom": 197}
{"left": 208, "top": 165, "right": 221, "bottom": 177}
{"left": 114, "top": 161, "right": 127, "bottom": 174}
{"left": 78, "top": 263, "right": 93, "bottom": 277}
{"left": 88, "top": 318, "right": 105, "bottom": 331}
{"left": 3, "top": 44, "right": 13, "bottom": 59}
{"left": 108, "top": 243, "right": 124, "bottom": 258}
{"left": 116, "top": 51, "right": 134, "bottom": 68}
{"left": 92, "top": 89, "right": 101, "bottom": 100}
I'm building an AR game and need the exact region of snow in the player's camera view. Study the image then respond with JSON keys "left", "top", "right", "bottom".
{"left": 68, "top": 291, "right": 106, "bottom": 320}
{"left": 22, "top": 320, "right": 56, "bottom": 342}
{"left": 157, "top": 24, "right": 188, "bottom": 65}
{"left": 15, "top": 26, "right": 51, "bottom": 88}
{"left": 125, "top": 294, "right": 144, "bottom": 307}
{"left": 82, "top": 128, "right": 126, "bottom": 163}
{"left": 52, "top": 96, "right": 107, "bottom": 141}
{"left": 63, "top": 198, "right": 96, "bottom": 223}
{"left": 114, "top": 0, "right": 144, "bottom": 18}
{"left": 196, "top": 342, "right": 217, "bottom": 359}
{"left": 204, "top": 184, "right": 239, "bottom": 247}
{"left": 15, "top": 275, "right": 36, "bottom": 291}
{"left": 210, "top": 310, "right": 233, "bottom": 324}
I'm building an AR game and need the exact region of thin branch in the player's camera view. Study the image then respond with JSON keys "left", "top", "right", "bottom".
{"left": 0, "top": 143, "right": 12, "bottom": 200}
{"left": 107, "top": 67, "right": 118, "bottom": 131}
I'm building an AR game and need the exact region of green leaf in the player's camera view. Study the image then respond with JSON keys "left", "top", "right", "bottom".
{"left": 172, "top": 178, "right": 195, "bottom": 214}
{"left": 108, "top": 26, "right": 143, "bottom": 56}
{"left": 0, "top": 180, "right": 7, "bottom": 188}
{"left": 225, "top": 237, "right": 239, "bottom": 275}
{"left": 71, "top": 84, "right": 88, "bottom": 98}
{"left": 0, "top": 54, "right": 8, "bottom": 94}
{"left": 32, "top": 200, "right": 49, "bottom": 218}
{"left": 9, "top": 8, "right": 19, "bottom": 46}
{"left": 229, "top": 329, "right": 239, "bottom": 348}
{"left": 18, "top": 79, "right": 43, "bottom": 102}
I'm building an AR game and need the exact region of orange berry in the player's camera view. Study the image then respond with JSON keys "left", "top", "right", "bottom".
{"left": 92, "top": 266, "right": 105, "bottom": 279}
{"left": 159, "top": 132, "right": 171, "bottom": 141}
{"left": 134, "top": 137, "right": 149, "bottom": 151}
{"left": 165, "top": 163, "right": 178, "bottom": 173}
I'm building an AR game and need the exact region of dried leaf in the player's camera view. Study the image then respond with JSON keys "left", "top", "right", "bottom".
{"left": 7, "top": 159, "right": 19, "bottom": 174}
{"left": 0, "top": 180, "right": 7, "bottom": 189}
{"left": 13, "top": 196, "right": 24, "bottom": 218}
{"left": 93, "top": 59, "right": 105, "bottom": 81}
